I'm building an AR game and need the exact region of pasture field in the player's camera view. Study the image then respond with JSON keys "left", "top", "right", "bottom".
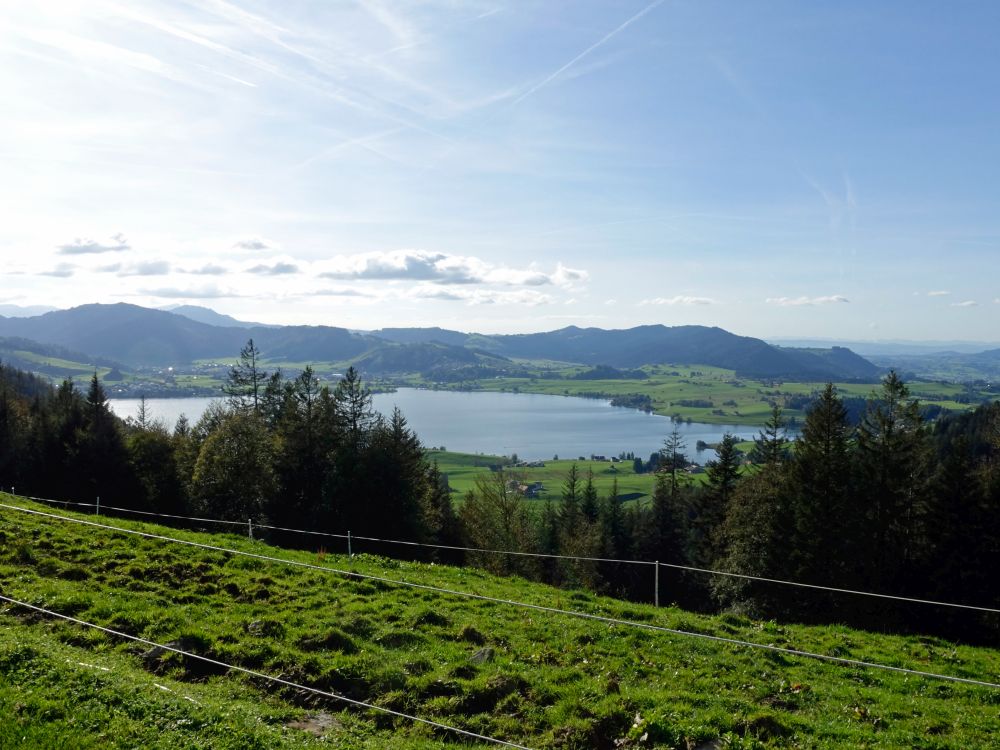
{"left": 2, "top": 494, "right": 1000, "bottom": 749}
{"left": 428, "top": 450, "right": 711, "bottom": 505}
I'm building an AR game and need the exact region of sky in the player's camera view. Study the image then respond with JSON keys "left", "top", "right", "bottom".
{"left": 1, "top": 0, "right": 999, "bottom": 340}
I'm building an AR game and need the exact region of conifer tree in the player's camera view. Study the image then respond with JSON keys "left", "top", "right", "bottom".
{"left": 580, "top": 469, "right": 600, "bottom": 523}
{"left": 224, "top": 339, "right": 267, "bottom": 414}
{"left": 854, "top": 371, "right": 931, "bottom": 590}
{"left": 750, "top": 405, "right": 789, "bottom": 467}
{"left": 789, "top": 384, "right": 851, "bottom": 587}
{"left": 692, "top": 433, "right": 742, "bottom": 566}
{"left": 559, "top": 463, "right": 580, "bottom": 535}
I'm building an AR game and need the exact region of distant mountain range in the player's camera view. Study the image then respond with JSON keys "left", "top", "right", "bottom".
{"left": 372, "top": 324, "right": 879, "bottom": 380}
{"left": 769, "top": 337, "right": 1000, "bottom": 356}
{"left": 0, "top": 303, "right": 881, "bottom": 381}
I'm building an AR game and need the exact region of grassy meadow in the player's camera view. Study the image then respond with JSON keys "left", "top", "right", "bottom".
{"left": 3, "top": 494, "right": 1000, "bottom": 748}
{"left": 427, "top": 450, "right": 736, "bottom": 506}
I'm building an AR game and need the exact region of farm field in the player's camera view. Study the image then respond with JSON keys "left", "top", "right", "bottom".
{"left": 3, "top": 494, "right": 999, "bottom": 749}
{"left": 428, "top": 450, "right": 724, "bottom": 505}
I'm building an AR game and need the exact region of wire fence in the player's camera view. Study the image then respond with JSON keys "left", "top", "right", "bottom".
{"left": 10, "top": 490, "right": 1000, "bottom": 616}
{"left": 3, "top": 500, "right": 999, "bottom": 691}
{"left": 0, "top": 592, "right": 535, "bottom": 749}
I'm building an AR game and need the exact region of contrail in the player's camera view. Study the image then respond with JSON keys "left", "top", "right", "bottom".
{"left": 511, "top": 0, "right": 667, "bottom": 105}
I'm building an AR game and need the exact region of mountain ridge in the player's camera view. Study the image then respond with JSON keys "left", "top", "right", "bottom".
{"left": 0, "top": 303, "right": 879, "bottom": 380}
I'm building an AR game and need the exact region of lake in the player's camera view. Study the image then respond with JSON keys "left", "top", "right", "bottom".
{"left": 109, "top": 389, "right": 768, "bottom": 462}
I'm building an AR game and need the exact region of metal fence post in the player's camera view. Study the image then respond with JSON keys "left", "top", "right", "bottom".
{"left": 248, "top": 518, "right": 253, "bottom": 540}
{"left": 348, "top": 530, "right": 352, "bottom": 558}
{"left": 654, "top": 561, "right": 659, "bottom": 607}
{"left": 96, "top": 496, "right": 100, "bottom": 516}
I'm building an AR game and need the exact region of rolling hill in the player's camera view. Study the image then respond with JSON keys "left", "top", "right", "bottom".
{"left": 0, "top": 303, "right": 879, "bottom": 380}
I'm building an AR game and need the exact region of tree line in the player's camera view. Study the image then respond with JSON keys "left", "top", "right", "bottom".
{"left": 1, "top": 345, "right": 997, "bottom": 641}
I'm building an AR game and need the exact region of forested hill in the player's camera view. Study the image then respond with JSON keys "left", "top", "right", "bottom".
{"left": 0, "top": 303, "right": 878, "bottom": 380}
{"left": 0, "top": 304, "right": 369, "bottom": 367}
{"left": 369, "top": 324, "right": 879, "bottom": 379}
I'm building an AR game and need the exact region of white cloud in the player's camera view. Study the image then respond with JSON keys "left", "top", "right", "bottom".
{"left": 640, "top": 295, "right": 716, "bottom": 306}
{"left": 552, "top": 263, "right": 589, "bottom": 288}
{"left": 139, "top": 285, "right": 244, "bottom": 299}
{"left": 232, "top": 238, "right": 273, "bottom": 252}
{"left": 409, "top": 285, "right": 552, "bottom": 306}
{"left": 927, "top": 290, "right": 951, "bottom": 297}
{"left": 183, "top": 263, "right": 228, "bottom": 275}
{"left": 118, "top": 260, "right": 171, "bottom": 276}
{"left": 247, "top": 261, "right": 299, "bottom": 275}
{"left": 306, "top": 288, "right": 374, "bottom": 298}
{"left": 951, "top": 300, "right": 978, "bottom": 307}
{"left": 765, "top": 295, "right": 849, "bottom": 307}
{"left": 317, "top": 250, "right": 585, "bottom": 288}
{"left": 57, "top": 234, "right": 130, "bottom": 255}
{"left": 39, "top": 263, "right": 76, "bottom": 278}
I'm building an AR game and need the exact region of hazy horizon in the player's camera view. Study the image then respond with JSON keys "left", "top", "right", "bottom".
{"left": 2, "top": 2, "right": 998, "bottom": 339}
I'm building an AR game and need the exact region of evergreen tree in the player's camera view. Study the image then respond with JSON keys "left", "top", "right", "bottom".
{"left": 788, "top": 384, "right": 851, "bottom": 589}
{"left": 714, "top": 468, "right": 793, "bottom": 615}
{"left": 660, "top": 428, "right": 690, "bottom": 499}
{"left": 854, "top": 371, "right": 931, "bottom": 591}
{"left": 559, "top": 463, "right": 581, "bottom": 536}
{"left": 600, "top": 475, "right": 626, "bottom": 557}
{"left": 322, "top": 367, "right": 376, "bottom": 530}
{"left": 224, "top": 339, "right": 268, "bottom": 414}
{"left": 79, "top": 372, "right": 133, "bottom": 505}
{"left": 273, "top": 367, "right": 327, "bottom": 527}
{"left": 692, "top": 433, "right": 742, "bottom": 566}
{"left": 644, "top": 470, "right": 687, "bottom": 564}
{"left": 334, "top": 366, "right": 375, "bottom": 447}
{"left": 364, "top": 407, "right": 426, "bottom": 539}
{"left": 421, "top": 461, "right": 462, "bottom": 562}
{"left": 580, "top": 469, "right": 600, "bottom": 523}
{"left": 750, "top": 405, "right": 789, "bottom": 467}
{"left": 538, "top": 497, "right": 561, "bottom": 584}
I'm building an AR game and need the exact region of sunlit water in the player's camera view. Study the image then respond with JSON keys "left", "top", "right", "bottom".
{"left": 109, "top": 389, "right": 775, "bottom": 462}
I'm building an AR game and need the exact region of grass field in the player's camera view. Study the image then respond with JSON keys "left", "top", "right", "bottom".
{"left": 428, "top": 450, "right": 698, "bottom": 504}
{"left": 430, "top": 445, "right": 758, "bottom": 505}
{"left": 3, "top": 494, "right": 999, "bottom": 748}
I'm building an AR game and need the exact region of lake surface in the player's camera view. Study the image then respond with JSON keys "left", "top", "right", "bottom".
{"left": 109, "top": 389, "right": 767, "bottom": 462}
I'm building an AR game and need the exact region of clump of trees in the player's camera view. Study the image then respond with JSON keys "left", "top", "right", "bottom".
{"left": 0, "top": 341, "right": 457, "bottom": 551}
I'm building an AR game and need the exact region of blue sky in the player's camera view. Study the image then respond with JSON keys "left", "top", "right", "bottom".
{"left": 2, "top": 0, "right": 998, "bottom": 339}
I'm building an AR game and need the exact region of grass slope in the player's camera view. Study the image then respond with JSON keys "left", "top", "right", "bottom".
{"left": 2, "top": 495, "right": 1000, "bottom": 749}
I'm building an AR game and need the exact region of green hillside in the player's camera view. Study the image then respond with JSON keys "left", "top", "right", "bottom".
{"left": 2, "top": 495, "right": 999, "bottom": 749}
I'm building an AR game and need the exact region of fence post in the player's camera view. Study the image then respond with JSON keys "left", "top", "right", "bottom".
{"left": 654, "top": 561, "right": 659, "bottom": 607}
{"left": 96, "top": 496, "right": 100, "bottom": 516}
{"left": 248, "top": 518, "right": 253, "bottom": 540}
{"left": 348, "top": 530, "right": 352, "bottom": 558}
